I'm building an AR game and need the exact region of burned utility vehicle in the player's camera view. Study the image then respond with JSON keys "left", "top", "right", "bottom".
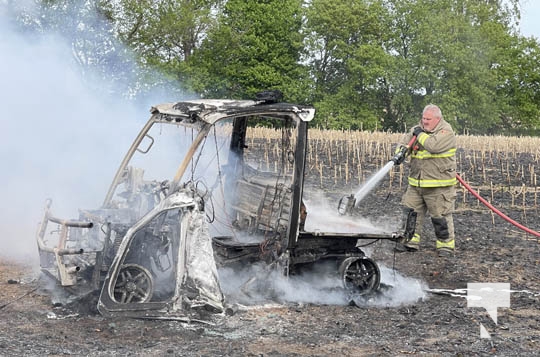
{"left": 36, "top": 91, "right": 411, "bottom": 320}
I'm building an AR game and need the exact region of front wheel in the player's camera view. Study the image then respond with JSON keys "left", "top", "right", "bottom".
{"left": 338, "top": 257, "right": 380, "bottom": 295}
{"left": 113, "top": 264, "right": 154, "bottom": 303}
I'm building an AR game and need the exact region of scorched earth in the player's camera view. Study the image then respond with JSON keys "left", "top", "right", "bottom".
{"left": 1, "top": 146, "right": 540, "bottom": 356}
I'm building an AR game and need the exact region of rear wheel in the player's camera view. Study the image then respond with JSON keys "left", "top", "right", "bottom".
{"left": 338, "top": 257, "right": 380, "bottom": 294}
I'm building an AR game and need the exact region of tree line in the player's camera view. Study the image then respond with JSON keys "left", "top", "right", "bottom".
{"left": 6, "top": 0, "right": 540, "bottom": 135}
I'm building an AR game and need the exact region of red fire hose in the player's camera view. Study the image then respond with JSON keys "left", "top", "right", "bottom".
{"left": 456, "top": 174, "right": 540, "bottom": 238}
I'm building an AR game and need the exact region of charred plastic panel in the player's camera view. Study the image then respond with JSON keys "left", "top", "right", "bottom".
{"left": 98, "top": 188, "right": 224, "bottom": 318}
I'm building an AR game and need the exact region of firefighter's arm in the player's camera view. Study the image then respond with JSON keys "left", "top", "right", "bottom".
{"left": 416, "top": 129, "right": 456, "bottom": 154}
{"left": 391, "top": 126, "right": 423, "bottom": 165}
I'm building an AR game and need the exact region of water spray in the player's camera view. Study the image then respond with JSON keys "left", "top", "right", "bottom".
{"left": 352, "top": 161, "right": 396, "bottom": 205}
{"left": 341, "top": 135, "right": 418, "bottom": 210}
{"left": 355, "top": 135, "right": 417, "bottom": 206}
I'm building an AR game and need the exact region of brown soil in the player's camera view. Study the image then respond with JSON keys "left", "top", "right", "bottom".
{"left": 1, "top": 148, "right": 540, "bottom": 356}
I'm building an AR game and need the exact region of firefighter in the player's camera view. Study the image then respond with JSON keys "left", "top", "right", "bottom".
{"left": 395, "top": 104, "right": 457, "bottom": 257}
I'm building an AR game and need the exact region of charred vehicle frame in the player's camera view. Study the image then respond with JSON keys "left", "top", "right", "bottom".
{"left": 36, "top": 91, "right": 414, "bottom": 320}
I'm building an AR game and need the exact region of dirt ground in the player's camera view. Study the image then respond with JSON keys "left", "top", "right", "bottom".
{"left": 1, "top": 148, "right": 540, "bottom": 356}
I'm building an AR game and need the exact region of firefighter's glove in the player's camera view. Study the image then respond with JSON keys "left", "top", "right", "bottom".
{"left": 412, "top": 126, "right": 424, "bottom": 138}
{"left": 392, "top": 145, "right": 408, "bottom": 165}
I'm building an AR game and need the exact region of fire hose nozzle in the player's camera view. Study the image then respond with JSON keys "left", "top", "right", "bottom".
{"left": 391, "top": 146, "right": 408, "bottom": 165}
{"left": 337, "top": 194, "right": 356, "bottom": 216}
{"left": 391, "top": 135, "right": 418, "bottom": 165}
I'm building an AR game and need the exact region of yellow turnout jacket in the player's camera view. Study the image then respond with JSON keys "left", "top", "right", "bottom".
{"left": 402, "top": 119, "right": 457, "bottom": 188}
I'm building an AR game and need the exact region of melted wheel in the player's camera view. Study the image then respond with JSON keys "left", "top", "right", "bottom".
{"left": 113, "top": 264, "right": 154, "bottom": 303}
{"left": 339, "top": 257, "right": 380, "bottom": 294}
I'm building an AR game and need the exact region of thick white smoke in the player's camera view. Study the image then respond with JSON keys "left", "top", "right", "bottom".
{"left": 218, "top": 261, "right": 427, "bottom": 308}
{"left": 0, "top": 5, "right": 164, "bottom": 264}
{"left": 303, "top": 191, "right": 398, "bottom": 234}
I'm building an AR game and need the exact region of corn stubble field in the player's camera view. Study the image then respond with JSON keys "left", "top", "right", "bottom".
{"left": 1, "top": 129, "right": 539, "bottom": 356}
{"left": 251, "top": 127, "right": 540, "bottom": 213}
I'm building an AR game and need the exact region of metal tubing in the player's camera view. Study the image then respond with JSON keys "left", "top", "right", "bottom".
{"left": 56, "top": 248, "right": 84, "bottom": 256}
{"left": 48, "top": 216, "right": 93, "bottom": 228}
{"left": 65, "top": 266, "right": 81, "bottom": 274}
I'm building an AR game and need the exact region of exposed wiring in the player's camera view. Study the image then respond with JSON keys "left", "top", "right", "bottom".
{"left": 356, "top": 239, "right": 381, "bottom": 247}
{"left": 457, "top": 173, "right": 540, "bottom": 238}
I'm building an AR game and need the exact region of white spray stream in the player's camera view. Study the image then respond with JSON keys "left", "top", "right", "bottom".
{"left": 217, "top": 194, "right": 427, "bottom": 308}
{"left": 354, "top": 161, "right": 395, "bottom": 206}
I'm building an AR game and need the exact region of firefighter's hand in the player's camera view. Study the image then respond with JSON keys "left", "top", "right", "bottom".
{"left": 412, "top": 126, "right": 424, "bottom": 137}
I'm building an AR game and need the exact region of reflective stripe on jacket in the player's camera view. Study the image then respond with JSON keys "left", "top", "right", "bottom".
{"left": 401, "top": 119, "right": 457, "bottom": 188}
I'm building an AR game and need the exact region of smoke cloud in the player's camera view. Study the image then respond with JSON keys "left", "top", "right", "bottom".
{"left": 218, "top": 261, "right": 427, "bottom": 308}
{"left": 0, "top": 4, "right": 180, "bottom": 264}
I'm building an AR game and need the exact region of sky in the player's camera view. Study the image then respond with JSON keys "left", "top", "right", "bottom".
{"left": 520, "top": 0, "right": 540, "bottom": 38}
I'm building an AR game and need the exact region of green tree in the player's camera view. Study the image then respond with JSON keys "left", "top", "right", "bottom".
{"left": 189, "top": 0, "right": 309, "bottom": 101}
{"left": 6, "top": 0, "right": 142, "bottom": 98}
{"left": 303, "top": 0, "right": 390, "bottom": 130}
{"left": 12, "top": 0, "right": 540, "bottom": 134}
{"left": 304, "top": 0, "right": 531, "bottom": 133}
{"left": 494, "top": 35, "right": 540, "bottom": 133}
{"left": 374, "top": 0, "right": 531, "bottom": 134}
{"left": 100, "top": 0, "right": 218, "bottom": 64}
{"left": 99, "top": 0, "right": 221, "bottom": 97}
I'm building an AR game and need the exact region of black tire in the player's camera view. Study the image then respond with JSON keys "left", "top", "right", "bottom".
{"left": 338, "top": 257, "right": 380, "bottom": 294}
